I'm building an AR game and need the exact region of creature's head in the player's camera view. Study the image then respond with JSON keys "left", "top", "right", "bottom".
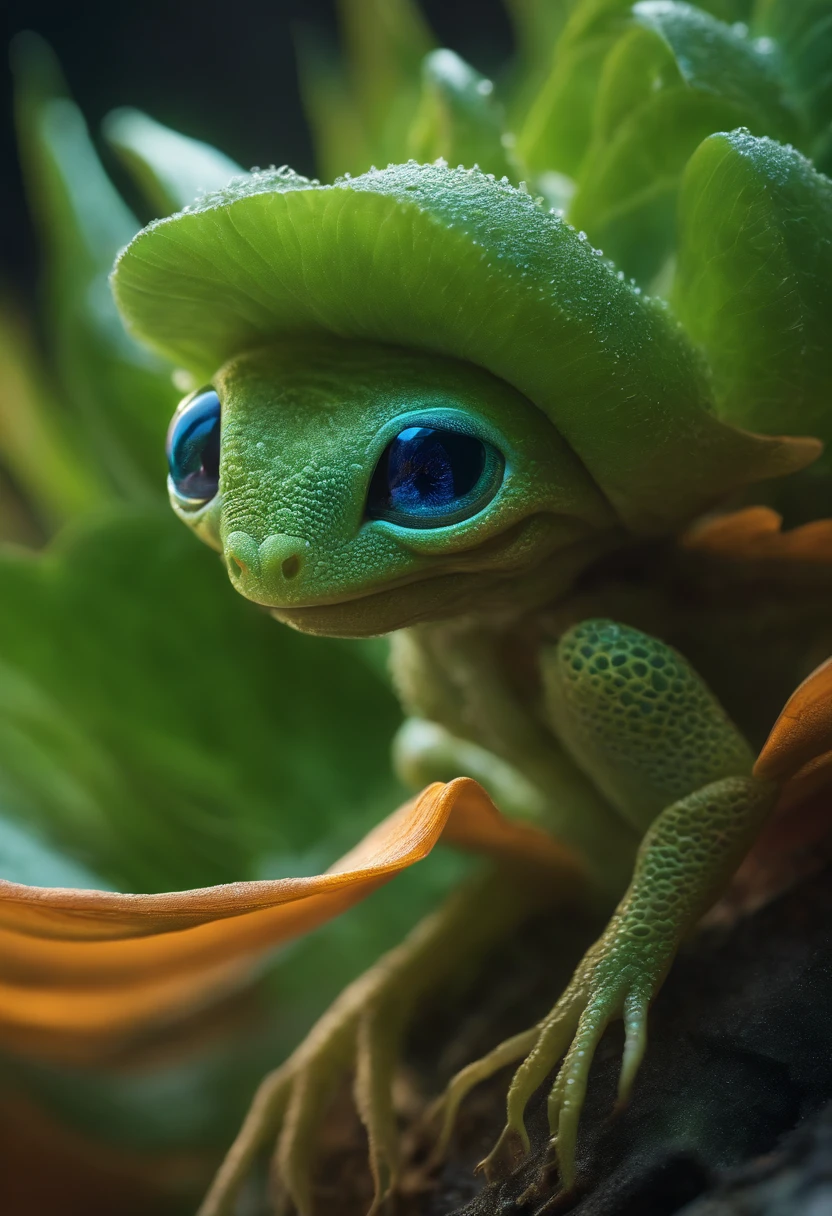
{"left": 112, "top": 163, "right": 817, "bottom": 637}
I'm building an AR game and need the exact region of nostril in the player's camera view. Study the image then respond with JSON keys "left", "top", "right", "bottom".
{"left": 225, "top": 531, "right": 261, "bottom": 579}
{"left": 258, "top": 533, "right": 307, "bottom": 585}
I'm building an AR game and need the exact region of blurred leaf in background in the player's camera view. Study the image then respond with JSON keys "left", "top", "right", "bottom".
{"left": 11, "top": 33, "right": 180, "bottom": 503}
{"left": 297, "top": 0, "right": 435, "bottom": 181}
{"left": 0, "top": 20, "right": 460, "bottom": 1201}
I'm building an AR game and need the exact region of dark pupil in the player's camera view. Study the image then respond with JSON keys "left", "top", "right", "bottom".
{"left": 368, "top": 426, "right": 486, "bottom": 519}
{"left": 167, "top": 389, "right": 221, "bottom": 501}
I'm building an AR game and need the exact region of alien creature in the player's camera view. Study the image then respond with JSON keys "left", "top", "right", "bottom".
{"left": 106, "top": 5, "right": 832, "bottom": 1213}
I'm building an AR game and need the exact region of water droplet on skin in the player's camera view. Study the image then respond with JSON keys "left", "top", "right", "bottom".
{"left": 477, "top": 78, "right": 494, "bottom": 96}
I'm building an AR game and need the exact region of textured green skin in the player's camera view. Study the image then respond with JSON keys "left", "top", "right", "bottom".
{"left": 145, "top": 167, "right": 817, "bottom": 1192}
{"left": 180, "top": 339, "right": 615, "bottom": 635}
{"left": 170, "top": 331, "right": 782, "bottom": 1194}
{"left": 107, "top": 7, "right": 832, "bottom": 1193}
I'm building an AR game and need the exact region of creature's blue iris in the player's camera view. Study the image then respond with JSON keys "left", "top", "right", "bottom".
{"left": 166, "top": 389, "right": 221, "bottom": 502}
{"left": 367, "top": 425, "right": 503, "bottom": 527}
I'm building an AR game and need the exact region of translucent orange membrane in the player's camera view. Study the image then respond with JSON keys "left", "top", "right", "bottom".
{"left": 0, "top": 778, "right": 581, "bottom": 1057}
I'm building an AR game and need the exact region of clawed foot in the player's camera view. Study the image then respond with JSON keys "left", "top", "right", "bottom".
{"left": 198, "top": 957, "right": 409, "bottom": 1216}
{"left": 198, "top": 871, "right": 551, "bottom": 1215}
{"left": 430, "top": 933, "right": 660, "bottom": 1196}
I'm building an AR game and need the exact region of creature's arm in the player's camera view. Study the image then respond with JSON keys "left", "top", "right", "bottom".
{"left": 439, "top": 620, "right": 778, "bottom": 1186}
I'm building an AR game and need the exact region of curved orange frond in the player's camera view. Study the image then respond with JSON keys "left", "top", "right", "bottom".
{"left": 0, "top": 779, "right": 580, "bottom": 1056}
{"left": 755, "top": 657, "right": 832, "bottom": 783}
{"left": 682, "top": 506, "right": 832, "bottom": 563}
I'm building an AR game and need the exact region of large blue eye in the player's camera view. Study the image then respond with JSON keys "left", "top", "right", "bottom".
{"left": 166, "top": 389, "right": 221, "bottom": 502}
{"left": 366, "top": 425, "right": 503, "bottom": 528}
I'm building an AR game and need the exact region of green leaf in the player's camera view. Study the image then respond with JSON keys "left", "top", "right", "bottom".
{"left": 0, "top": 300, "right": 107, "bottom": 530}
{"left": 407, "top": 49, "right": 519, "bottom": 180}
{"left": 294, "top": 30, "right": 371, "bottom": 182}
{"left": 0, "top": 504, "right": 463, "bottom": 1169}
{"left": 517, "top": 0, "right": 634, "bottom": 176}
{"left": 754, "top": 0, "right": 832, "bottom": 148}
{"left": 0, "top": 811, "right": 111, "bottom": 889}
{"left": 338, "top": 0, "right": 435, "bottom": 156}
{"left": 103, "top": 108, "right": 244, "bottom": 217}
{"left": 113, "top": 161, "right": 813, "bottom": 534}
{"left": 569, "top": 1, "right": 798, "bottom": 281}
{"left": 674, "top": 128, "right": 832, "bottom": 461}
{"left": 298, "top": 0, "right": 435, "bottom": 179}
{"left": 0, "top": 508, "right": 403, "bottom": 893}
{"left": 501, "top": 0, "right": 579, "bottom": 126}
{"left": 11, "top": 33, "right": 179, "bottom": 501}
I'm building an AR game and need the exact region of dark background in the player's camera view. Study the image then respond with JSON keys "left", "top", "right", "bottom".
{"left": 0, "top": 0, "right": 515, "bottom": 300}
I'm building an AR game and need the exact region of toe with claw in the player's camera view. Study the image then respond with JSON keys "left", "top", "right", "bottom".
{"left": 198, "top": 869, "right": 555, "bottom": 1216}
{"left": 433, "top": 929, "right": 665, "bottom": 1196}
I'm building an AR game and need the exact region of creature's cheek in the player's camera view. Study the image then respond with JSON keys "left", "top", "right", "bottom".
{"left": 169, "top": 484, "right": 223, "bottom": 553}
{"left": 366, "top": 481, "right": 597, "bottom": 560}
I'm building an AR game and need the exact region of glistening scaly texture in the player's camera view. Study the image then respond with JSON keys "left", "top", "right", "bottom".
{"left": 546, "top": 620, "right": 754, "bottom": 831}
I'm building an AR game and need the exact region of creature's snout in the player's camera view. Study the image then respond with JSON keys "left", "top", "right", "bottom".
{"left": 225, "top": 531, "right": 307, "bottom": 599}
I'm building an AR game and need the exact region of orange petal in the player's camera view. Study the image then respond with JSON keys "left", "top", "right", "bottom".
{"left": 682, "top": 506, "right": 832, "bottom": 562}
{"left": 755, "top": 657, "right": 832, "bottom": 782}
{"left": 0, "top": 779, "right": 580, "bottom": 1055}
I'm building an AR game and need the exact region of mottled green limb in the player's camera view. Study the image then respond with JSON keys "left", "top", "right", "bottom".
{"left": 544, "top": 619, "right": 755, "bottom": 833}
{"left": 511, "top": 776, "right": 775, "bottom": 1189}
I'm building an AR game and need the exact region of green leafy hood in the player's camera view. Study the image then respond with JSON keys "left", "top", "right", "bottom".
{"left": 111, "top": 161, "right": 813, "bottom": 534}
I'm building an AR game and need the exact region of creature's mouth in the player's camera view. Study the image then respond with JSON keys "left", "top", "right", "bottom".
{"left": 266, "top": 570, "right": 495, "bottom": 637}
{"left": 243, "top": 563, "right": 443, "bottom": 613}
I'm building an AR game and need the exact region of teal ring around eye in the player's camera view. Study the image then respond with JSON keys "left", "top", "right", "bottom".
{"left": 365, "top": 410, "right": 506, "bottom": 530}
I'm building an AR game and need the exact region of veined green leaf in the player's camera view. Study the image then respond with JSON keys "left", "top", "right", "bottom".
{"left": 0, "top": 509, "right": 403, "bottom": 894}
{"left": 11, "top": 33, "right": 179, "bottom": 501}
{"left": 113, "top": 161, "right": 813, "bottom": 534}
{"left": 674, "top": 128, "right": 832, "bottom": 461}
{"left": 517, "top": 0, "right": 637, "bottom": 175}
{"left": 408, "top": 49, "right": 519, "bottom": 180}
{"left": 569, "top": 1, "right": 797, "bottom": 281}
{"left": 103, "top": 108, "right": 244, "bottom": 217}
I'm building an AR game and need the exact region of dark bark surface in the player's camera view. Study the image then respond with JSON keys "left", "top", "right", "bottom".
{"left": 382, "top": 854, "right": 832, "bottom": 1216}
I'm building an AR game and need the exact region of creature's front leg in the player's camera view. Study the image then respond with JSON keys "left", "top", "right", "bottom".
{"left": 198, "top": 863, "right": 574, "bottom": 1216}
{"left": 436, "top": 620, "right": 779, "bottom": 1191}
